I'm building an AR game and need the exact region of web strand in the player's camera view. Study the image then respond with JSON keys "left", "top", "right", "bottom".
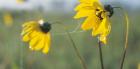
{"left": 51, "top": 20, "right": 86, "bottom": 36}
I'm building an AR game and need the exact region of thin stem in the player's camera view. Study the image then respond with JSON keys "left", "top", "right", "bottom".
{"left": 53, "top": 22, "right": 87, "bottom": 69}
{"left": 98, "top": 41, "right": 104, "bottom": 69}
{"left": 114, "top": 7, "right": 129, "bottom": 69}
{"left": 120, "top": 49, "right": 127, "bottom": 69}
{"left": 120, "top": 8, "right": 129, "bottom": 69}
{"left": 67, "top": 31, "right": 87, "bottom": 69}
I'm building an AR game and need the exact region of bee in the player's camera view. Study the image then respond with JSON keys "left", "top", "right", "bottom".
{"left": 104, "top": 4, "right": 114, "bottom": 17}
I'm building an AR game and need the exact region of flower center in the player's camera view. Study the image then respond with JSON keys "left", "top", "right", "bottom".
{"left": 95, "top": 5, "right": 114, "bottom": 20}
{"left": 104, "top": 4, "right": 114, "bottom": 17}
{"left": 40, "top": 22, "right": 51, "bottom": 33}
{"left": 96, "top": 9, "right": 104, "bottom": 20}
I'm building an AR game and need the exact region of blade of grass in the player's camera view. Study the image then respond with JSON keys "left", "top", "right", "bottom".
{"left": 113, "top": 7, "right": 129, "bottom": 69}
{"left": 52, "top": 22, "right": 88, "bottom": 69}
{"left": 66, "top": 31, "right": 88, "bottom": 69}
{"left": 120, "top": 8, "right": 129, "bottom": 69}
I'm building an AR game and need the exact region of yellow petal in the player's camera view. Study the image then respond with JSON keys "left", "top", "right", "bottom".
{"left": 22, "top": 32, "right": 31, "bottom": 42}
{"left": 92, "top": 17, "right": 111, "bottom": 44}
{"left": 93, "top": 17, "right": 108, "bottom": 35}
{"left": 42, "top": 44, "right": 49, "bottom": 54}
{"left": 42, "top": 33, "right": 51, "bottom": 54}
{"left": 99, "top": 35, "right": 107, "bottom": 44}
{"left": 81, "top": 17, "right": 93, "bottom": 30}
{"left": 22, "top": 21, "right": 37, "bottom": 27}
{"left": 34, "top": 34, "right": 45, "bottom": 51}
{"left": 93, "top": 2, "right": 103, "bottom": 10}
{"left": 22, "top": 22, "right": 32, "bottom": 27}
{"left": 30, "top": 31, "right": 40, "bottom": 39}
{"left": 21, "top": 27, "right": 33, "bottom": 35}
{"left": 81, "top": 15, "right": 100, "bottom": 30}
{"left": 22, "top": 30, "right": 38, "bottom": 42}
{"left": 74, "top": 9, "right": 93, "bottom": 19}
{"left": 46, "top": 33, "right": 51, "bottom": 46}
{"left": 75, "top": 3, "right": 93, "bottom": 11}
{"left": 29, "top": 34, "right": 40, "bottom": 50}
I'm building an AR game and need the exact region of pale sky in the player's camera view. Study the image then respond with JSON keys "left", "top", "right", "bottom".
{"left": 0, "top": 0, "right": 139, "bottom": 10}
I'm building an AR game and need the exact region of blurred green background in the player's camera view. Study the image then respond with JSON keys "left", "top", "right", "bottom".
{"left": 0, "top": 1, "right": 140, "bottom": 69}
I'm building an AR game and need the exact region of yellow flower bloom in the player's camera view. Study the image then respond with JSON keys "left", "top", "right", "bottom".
{"left": 21, "top": 19, "right": 51, "bottom": 54}
{"left": 16, "top": 0, "right": 27, "bottom": 4}
{"left": 74, "top": 0, "right": 113, "bottom": 44}
{"left": 3, "top": 12, "right": 13, "bottom": 27}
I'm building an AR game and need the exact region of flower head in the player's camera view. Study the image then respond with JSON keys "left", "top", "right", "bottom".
{"left": 74, "top": 0, "right": 114, "bottom": 44}
{"left": 21, "top": 19, "right": 51, "bottom": 54}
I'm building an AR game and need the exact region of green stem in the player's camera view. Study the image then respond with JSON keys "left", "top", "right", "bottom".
{"left": 52, "top": 22, "right": 87, "bottom": 69}
{"left": 120, "top": 49, "right": 127, "bottom": 69}
{"left": 66, "top": 31, "right": 87, "bottom": 69}
{"left": 98, "top": 41, "right": 104, "bottom": 69}
{"left": 120, "top": 8, "right": 129, "bottom": 69}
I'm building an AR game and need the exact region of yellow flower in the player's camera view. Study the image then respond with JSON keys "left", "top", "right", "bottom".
{"left": 16, "top": 0, "right": 27, "bottom": 4}
{"left": 74, "top": 0, "right": 113, "bottom": 44}
{"left": 3, "top": 12, "right": 13, "bottom": 27}
{"left": 21, "top": 19, "right": 51, "bottom": 54}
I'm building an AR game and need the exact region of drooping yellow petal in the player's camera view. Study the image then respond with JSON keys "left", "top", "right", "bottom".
{"left": 99, "top": 35, "right": 107, "bottom": 44}
{"left": 75, "top": 3, "right": 93, "bottom": 11}
{"left": 42, "top": 33, "right": 51, "bottom": 54}
{"left": 22, "top": 29, "right": 36, "bottom": 42}
{"left": 81, "top": 17, "right": 94, "bottom": 30}
{"left": 34, "top": 34, "right": 45, "bottom": 51}
{"left": 29, "top": 31, "right": 40, "bottom": 39}
{"left": 92, "top": 17, "right": 111, "bottom": 44}
{"left": 22, "top": 22, "right": 32, "bottom": 27}
{"left": 29, "top": 34, "right": 40, "bottom": 50}
{"left": 22, "top": 21, "right": 37, "bottom": 27}
{"left": 74, "top": 9, "right": 93, "bottom": 19}
{"left": 22, "top": 32, "right": 31, "bottom": 42}
{"left": 21, "top": 26, "right": 34, "bottom": 35}
{"left": 42, "top": 44, "right": 49, "bottom": 54}
{"left": 93, "top": 2, "right": 103, "bottom": 11}
{"left": 92, "top": 17, "right": 110, "bottom": 36}
{"left": 81, "top": 14, "right": 101, "bottom": 30}
{"left": 46, "top": 32, "right": 51, "bottom": 46}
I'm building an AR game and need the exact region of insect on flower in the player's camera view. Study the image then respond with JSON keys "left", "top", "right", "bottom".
{"left": 74, "top": 0, "right": 114, "bottom": 44}
{"left": 21, "top": 19, "right": 51, "bottom": 54}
